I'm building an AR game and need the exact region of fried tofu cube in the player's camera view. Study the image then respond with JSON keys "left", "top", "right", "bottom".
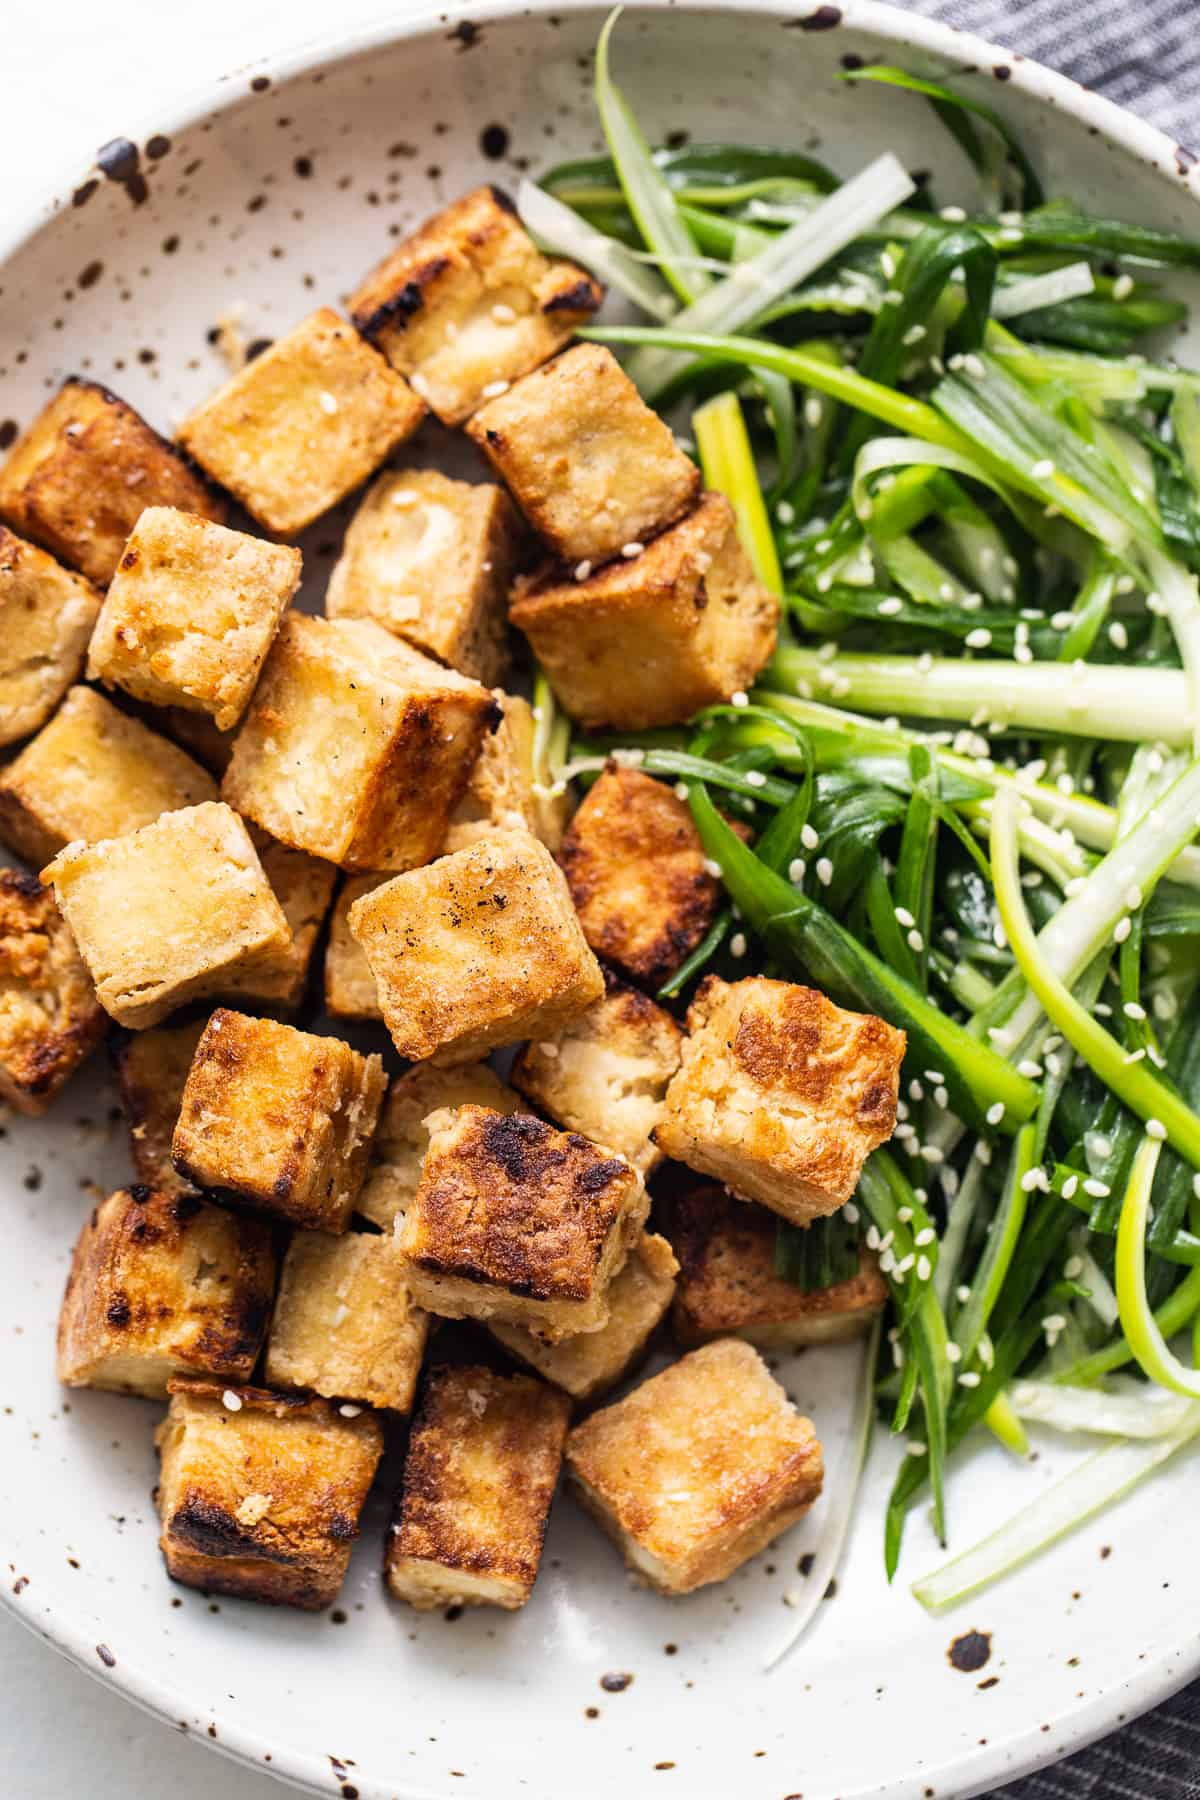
{"left": 171, "top": 1008, "right": 386, "bottom": 1231}
{"left": 0, "top": 378, "right": 227, "bottom": 587}
{"left": 348, "top": 828, "right": 604, "bottom": 1064}
{"left": 326, "top": 469, "right": 520, "bottom": 685}
{"left": 153, "top": 705, "right": 236, "bottom": 775}
{"left": 87, "top": 509, "right": 301, "bottom": 730}
{"left": 356, "top": 1062, "right": 522, "bottom": 1230}
{"left": 156, "top": 1378, "right": 384, "bottom": 1609}
{"left": 57, "top": 1187, "right": 276, "bottom": 1397}
{"left": 40, "top": 802, "right": 291, "bottom": 1029}
{"left": 385, "top": 1363, "right": 570, "bottom": 1610}
{"left": 176, "top": 307, "right": 425, "bottom": 537}
{"left": 512, "top": 979, "right": 682, "bottom": 1176}
{"left": 349, "top": 186, "right": 602, "bottom": 427}
{"left": 0, "top": 868, "right": 104, "bottom": 1115}
{"left": 221, "top": 614, "right": 497, "bottom": 870}
{"left": 558, "top": 763, "right": 723, "bottom": 988}
{"left": 656, "top": 976, "right": 905, "bottom": 1225}
{"left": 511, "top": 491, "right": 779, "bottom": 730}
{"left": 566, "top": 1338, "right": 823, "bottom": 1593}
{"left": 466, "top": 344, "right": 699, "bottom": 566}
{"left": 324, "top": 874, "right": 387, "bottom": 1021}
{"left": 0, "top": 527, "right": 101, "bottom": 748}
{"left": 490, "top": 1232, "right": 678, "bottom": 1403}
{"left": 111, "top": 1020, "right": 206, "bottom": 1195}
{"left": 217, "top": 833, "right": 336, "bottom": 1013}
{"left": 0, "top": 686, "right": 217, "bottom": 870}
{"left": 265, "top": 1229, "right": 430, "bottom": 1413}
{"left": 397, "top": 1105, "right": 648, "bottom": 1340}
{"left": 443, "top": 689, "right": 567, "bottom": 852}
{"left": 669, "top": 1185, "right": 887, "bottom": 1350}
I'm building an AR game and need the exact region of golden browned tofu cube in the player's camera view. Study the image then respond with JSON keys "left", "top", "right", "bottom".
{"left": 348, "top": 828, "right": 604, "bottom": 1064}
{"left": 656, "top": 976, "right": 905, "bottom": 1225}
{"left": 176, "top": 308, "right": 425, "bottom": 537}
{"left": 222, "top": 614, "right": 496, "bottom": 870}
{"left": 324, "top": 874, "right": 387, "bottom": 1022}
{"left": 669, "top": 1185, "right": 887, "bottom": 1350}
{"left": 0, "top": 379, "right": 226, "bottom": 587}
{"left": 349, "top": 186, "right": 602, "bottom": 427}
{"left": 490, "top": 1232, "right": 678, "bottom": 1403}
{"left": 357, "top": 1062, "right": 522, "bottom": 1231}
{"left": 57, "top": 1187, "right": 276, "bottom": 1397}
{"left": 512, "top": 978, "right": 682, "bottom": 1176}
{"left": 385, "top": 1363, "right": 570, "bottom": 1610}
{"left": 326, "top": 469, "right": 520, "bottom": 685}
{"left": 217, "top": 833, "right": 336, "bottom": 1014}
{"left": 0, "top": 868, "right": 104, "bottom": 1115}
{"left": 156, "top": 1378, "right": 383, "bottom": 1609}
{"left": 443, "top": 689, "right": 561, "bottom": 853}
{"left": 111, "top": 1020, "right": 206, "bottom": 1195}
{"left": 171, "top": 1009, "right": 386, "bottom": 1232}
{"left": 397, "top": 1105, "right": 648, "bottom": 1340}
{"left": 87, "top": 509, "right": 301, "bottom": 730}
{"left": 0, "top": 686, "right": 217, "bottom": 870}
{"left": 40, "top": 802, "right": 291, "bottom": 1029}
{"left": 265, "top": 1230, "right": 430, "bottom": 1412}
{"left": 467, "top": 344, "right": 699, "bottom": 566}
{"left": 558, "top": 763, "right": 722, "bottom": 989}
{"left": 566, "top": 1338, "right": 823, "bottom": 1593}
{"left": 511, "top": 492, "right": 779, "bottom": 730}
{"left": 0, "top": 527, "right": 101, "bottom": 748}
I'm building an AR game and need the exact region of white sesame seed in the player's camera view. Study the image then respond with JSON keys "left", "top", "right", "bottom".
{"left": 866, "top": 1225, "right": 881, "bottom": 1251}
{"left": 1153, "top": 990, "right": 1178, "bottom": 1022}
{"left": 909, "top": 1080, "right": 925, "bottom": 1102}
{"left": 964, "top": 354, "right": 986, "bottom": 379}
{"left": 1113, "top": 917, "right": 1133, "bottom": 944}
{"left": 703, "top": 859, "right": 723, "bottom": 880}
{"left": 730, "top": 932, "right": 748, "bottom": 959}
{"left": 957, "top": 1285, "right": 972, "bottom": 1305}
{"left": 907, "top": 928, "right": 925, "bottom": 952}
{"left": 945, "top": 1342, "right": 963, "bottom": 1364}
{"left": 1126, "top": 1047, "right": 1147, "bottom": 1065}
{"left": 674, "top": 782, "right": 689, "bottom": 802}
{"left": 1032, "top": 458, "right": 1055, "bottom": 480}
{"left": 788, "top": 858, "right": 807, "bottom": 884}
{"left": 1063, "top": 1255, "right": 1085, "bottom": 1281}
{"left": 1123, "top": 1001, "right": 1147, "bottom": 1021}
{"left": 1017, "top": 1059, "right": 1042, "bottom": 1079}
{"left": 1062, "top": 1174, "right": 1079, "bottom": 1199}
{"left": 934, "top": 1086, "right": 948, "bottom": 1110}
{"left": 920, "top": 1145, "right": 945, "bottom": 1165}
{"left": 915, "top": 1254, "right": 931, "bottom": 1282}
{"left": 965, "top": 628, "right": 992, "bottom": 649}
{"left": 574, "top": 560, "right": 593, "bottom": 581}
{"left": 816, "top": 857, "right": 834, "bottom": 887}
{"left": 1113, "top": 273, "right": 1134, "bottom": 301}
{"left": 940, "top": 204, "right": 967, "bottom": 222}
{"left": 1108, "top": 621, "right": 1129, "bottom": 651}
{"left": 480, "top": 378, "right": 511, "bottom": 399}
{"left": 745, "top": 770, "right": 768, "bottom": 789}
{"left": 222, "top": 1389, "right": 243, "bottom": 1412}
{"left": 878, "top": 596, "right": 904, "bottom": 616}
{"left": 491, "top": 301, "right": 517, "bottom": 324}
{"left": 804, "top": 396, "right": 824, "bottom": 429}
{"left": 894, "top": 905, "right": 915, "bottom": 928}
{"left": 621, "top": 541, "right": 645, "bottom": 559}
{"left": 318, "top": 390, "right": 339, "bottom": 415}
{"left": 1042, "top": 1314, "right": 1067, "bottom": 1334}
{"left": 843, "top": 1203, "right": 860, "bottom": 1224}
{"left": 1020, "top": 1167, "right": 1046, "bottom": 1193}
{"left": 986, "top": 1102, "right": 1006, "bottom": 1126}
{"left": 800, "top": 823, "right": 820, "bottom": 851}
{"left": 914, "top": 1227, "right": 936, "bottom": 1247}
{"left": 1146, "top": 1118, "right": 1168, "bottom": 1141}
{"left": 731, "top": 690, "right": 750, "bottom": 708}
{"left": 1083, "top": 1178, "right": 1110, "bottom": 1198}
{"left": 339, "top": 1403, "right": 363, "bottom": 1417}
{"left": 958, "top": 1372, "right": 982, "bottom": 1388}
{"left": 975, "top": 1140, "right": 993, "bottom": 1166}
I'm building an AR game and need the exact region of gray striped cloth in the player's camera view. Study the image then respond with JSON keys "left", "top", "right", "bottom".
{"left": 897, "top": 11, "right": 1200, "bottom": 1791}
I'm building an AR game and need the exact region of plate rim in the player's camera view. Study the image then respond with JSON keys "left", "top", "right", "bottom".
{"left": 3, "top": 1, "right": 1199, "bottom": 1793}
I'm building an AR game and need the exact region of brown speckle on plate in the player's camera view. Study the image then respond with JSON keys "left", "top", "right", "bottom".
{"left": 480, "top": 124, "right": 510, "bottom": 160}
{"left": 96, "top": 137, "right": 148, "bottom": 206}
{"left": 948, "top": 1630, "right": 992, "bottom": 1673}
{"left": 601, "top": 1671, "right": 634, "bottom": 1692}
{"left": 0, "top": 420, "right": 18, "bottom": 451}
{"left": 785, "top": 6, "right": 842, "bottom": 29}
{"left": 448, "top": 20, "right": 481, "bottom": 50}
{"left": 95, "top": 1643, "right": 116, "bottom": 1668}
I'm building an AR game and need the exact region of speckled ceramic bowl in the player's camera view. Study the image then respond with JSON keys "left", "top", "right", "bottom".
{"left": 3, "top": 5, "right": 1200, "bottom": 1796}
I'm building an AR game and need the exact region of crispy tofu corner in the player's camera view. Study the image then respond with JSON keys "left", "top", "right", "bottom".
{"left": 0, "top": 867, "right": 104, "bottom": 1115}
{"left": 356, "top": 1060, "right": 522, "bottom": 1231}
{"left": 566, "top": 1338, "right": 823, "bottom": 1593}
{"left": 656, "top": 975, "right": 905, "bottom": 1224}
{"left": 386, "top": 1362, "right": 570, "bottom": 1610}
{"left": 0, "top": 526, "right": 101, "bottom": 749}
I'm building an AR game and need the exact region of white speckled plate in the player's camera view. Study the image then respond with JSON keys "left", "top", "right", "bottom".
{"left": 3, "top": 5, "right": 1200, "bottom": 1795}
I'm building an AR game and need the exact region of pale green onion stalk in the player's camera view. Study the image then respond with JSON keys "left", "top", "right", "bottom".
{"left": 766, "top": 645, "right": 1194, "bottom": 745}
{"left": 1116, "top": 1137, "right": 1200, "bottom": 1399}
{"left": 1009, "top": 1378, "right": 1197, "bottom": 1439}
{"left": 594, "top": 9, "right": 709, "bottom": 306}
{"left": 694, "top": 391, "right": 783, "bottom": 593}
{"left": 991, "top": 789, "right": 1200, "bottom": 1169}
{"left": 1145, "top": 547, "right": 1200, "bottom": 755}
{"left": 991, "top": 262, "right": 1095, "bottom": 320}
{"left": 983, "top": 1393, "right": 1030, "bottom": 1457}
{"left": 623, "top": 152, "right": 916, "bottom": 397}
{"left": 912, "top": 1411, "right": 1200, "bottom": 1610}
{"left": 516, "top": 178, "right": 676, "bottom": 321}
{"left": 762, "top": 1321, "right": 879, "bottom": 1671}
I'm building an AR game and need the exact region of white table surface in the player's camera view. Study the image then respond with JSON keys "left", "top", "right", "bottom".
{"left": 0, "top": 10, "right": 401, "bottom": 1789}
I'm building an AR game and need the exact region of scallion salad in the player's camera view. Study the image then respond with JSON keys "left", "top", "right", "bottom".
{"left": 525, "top": 11, "right": 1200, "bottom": 1618}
